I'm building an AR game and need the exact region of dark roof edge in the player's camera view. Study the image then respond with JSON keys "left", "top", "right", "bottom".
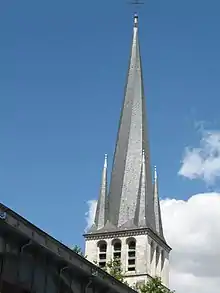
{"left": 0, "top": 203, "right": 137, "bottom": 293}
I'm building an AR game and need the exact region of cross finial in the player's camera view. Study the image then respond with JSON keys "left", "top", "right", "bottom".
{"left": 129, "top": 0, "right": 145, "bottom": 6}
{"left": 129, "top": 0, "right": 145, "bottom": 12}
{"left": 129, "top": 0, "right": 145, "bottom": 26}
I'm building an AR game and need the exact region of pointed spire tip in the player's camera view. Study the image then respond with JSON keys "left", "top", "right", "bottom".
{"left": 154, "top": 165, "right": 157, "bottom": 180}
{"left": 134, "top": 13, "right": 138, "bottom": 27}
{"left": 104, "top": 154, "right": 108, "bottom": 168}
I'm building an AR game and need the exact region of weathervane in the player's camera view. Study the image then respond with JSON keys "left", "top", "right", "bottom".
{"left": 129, "top": 0, "right": 145, "bottom": 12}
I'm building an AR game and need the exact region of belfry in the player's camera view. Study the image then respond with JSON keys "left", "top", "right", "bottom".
{"left": 84, "top": 14, "right": 171, "bottom": 288}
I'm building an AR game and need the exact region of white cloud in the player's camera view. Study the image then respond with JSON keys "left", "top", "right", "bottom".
{"left": 179, "top": 130, "right": 220, "bottom": 184}
{"left": 86, "top": 193, "right": 220, "bottom": 293}
{"left": 85, "top": 200, "right": 97, "bottom": 232}
{"left": 161, "top": 193, "right": 220, "bottom": 293}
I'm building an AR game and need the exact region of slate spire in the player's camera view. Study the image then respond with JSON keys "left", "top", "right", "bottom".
{"left": 134, "top": 150, "right": 147, "bottom": 227}
{"left": 93, "top": 154, "right": 108, "bottom": 230}
{"left": 107, "top": 13, "right": 155, "bottom": 230}
{"left": 153, "top": 166, "right": 164, "bottom": 239}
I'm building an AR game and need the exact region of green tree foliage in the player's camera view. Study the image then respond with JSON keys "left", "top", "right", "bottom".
{"left": 104, "top": 258, "right": 127, "bottom": 283}
{"left": 102, "top": 259, "right": 174, "bottom": 293}
{"left": 72, "top": 245, "right": 84, "bottom": 257}
{"left": 138, "top": 277, "right": 175, "bottom": 293}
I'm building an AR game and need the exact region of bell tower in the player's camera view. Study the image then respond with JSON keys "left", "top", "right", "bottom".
{"left": 84, "top": 14, "right": 171, "bottom": 288}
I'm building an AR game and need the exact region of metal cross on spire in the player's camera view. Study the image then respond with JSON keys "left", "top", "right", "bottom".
{"left": 129, "top": 0, "right": 145, "bottom": 11}
{"left": 129, "top": 0, "right": 145, "bottom": 5}
{"left": 128, "top": 0, "right": 145, "bottom": 19}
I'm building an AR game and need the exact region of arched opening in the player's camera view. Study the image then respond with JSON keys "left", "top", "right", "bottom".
{"left": 97, "top": 241, "right": 107, "bottom": 268}
{"left": 127, "top": 238, "right": 136, "bottom": 271}
{"left": 112, "top": 239, "right": 121, "bottom": 260}
{"left": 111, "top": 239, "right": 122, "bottom": 273}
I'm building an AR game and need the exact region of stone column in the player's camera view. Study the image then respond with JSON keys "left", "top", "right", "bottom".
{"left": 146, "top": 237, "right": 152, "bottom": 275}
{"left": 106, "top": 238, "right": 113, "bottom": 264}
{"left": 120, "top": 237, "right": 127, "bottom": 274}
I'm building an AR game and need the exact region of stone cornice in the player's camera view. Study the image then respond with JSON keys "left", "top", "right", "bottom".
{"left": 84, "top": 227, "right": 171, "bottom": 252}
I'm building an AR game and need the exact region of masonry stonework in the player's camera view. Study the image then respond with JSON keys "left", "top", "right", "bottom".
{"left": 85, "top": 231, "right": 170, "bottom": 287}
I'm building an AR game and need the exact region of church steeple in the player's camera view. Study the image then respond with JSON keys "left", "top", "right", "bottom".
{"left": 107, "top": 13, "right": 155, "bottom": 231}
{"left": 84, "top": 14, "right": 171, "bottom": 288}
{"left": 93, "top": 154, "right": 108, "bottom": 230}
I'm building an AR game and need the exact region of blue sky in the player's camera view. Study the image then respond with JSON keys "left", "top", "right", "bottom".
{"left": 1, "top": 0, "right": 220, "bottom": 251}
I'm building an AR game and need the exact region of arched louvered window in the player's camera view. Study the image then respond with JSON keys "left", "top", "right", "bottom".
{"left": 97, "top": 241, "right": 107, "bottom": 268}
{"left": 127, "top": 238, "right": 136, "bottom": 271}
{"left": 112, "top": 239, "right": 122, "bottom": 260}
